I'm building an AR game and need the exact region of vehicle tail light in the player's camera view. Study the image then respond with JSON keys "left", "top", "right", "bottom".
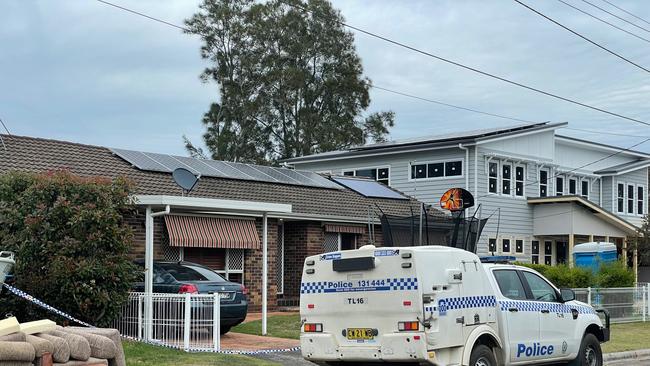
{"left": 303, "top": 323, "right": 323, "bottom": 333}
{"left": 398, "top": 321, "right": 419, "bottom": 331}
{"left": 240, "top": 284, "right": 249, "bottom": 295}
{"left": 178, "top": 284, "right": 198, "bottom": 294}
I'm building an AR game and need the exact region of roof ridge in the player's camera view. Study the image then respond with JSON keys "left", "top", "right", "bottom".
{"left": 3, "top": 133, "right": 111, "bottom": 152}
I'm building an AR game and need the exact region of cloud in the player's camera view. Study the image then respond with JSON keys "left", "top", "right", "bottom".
{"left": 2, "top": 0, "right": 649, "bottom": 155}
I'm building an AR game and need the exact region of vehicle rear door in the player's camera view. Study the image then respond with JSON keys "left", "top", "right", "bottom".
{"left": 492, "top": 269, "right": 540, "bottom": 364}
{"left": 520, "top": 270, "right": 578, "bottom": 362}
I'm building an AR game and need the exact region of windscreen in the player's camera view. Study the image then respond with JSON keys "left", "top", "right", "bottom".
{"left": 158, "top": 263, "right": 226, "bottom": 282}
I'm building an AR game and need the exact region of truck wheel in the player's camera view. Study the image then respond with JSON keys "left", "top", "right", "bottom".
{"left": 470, "top": 344, "right": 496, "bottom": 366}
{"left": 569, "top": 333, "right": 603, "bottom": 366}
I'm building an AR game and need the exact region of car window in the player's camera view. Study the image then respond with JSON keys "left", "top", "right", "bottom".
{"left": 493, "top": 270, "right": 527, "bottom": 300}
{"left": 158, "top": 263, "right": 226, "bottom": 282}
{"left": 522, "top": 271, "right": 559, "bottom": 302}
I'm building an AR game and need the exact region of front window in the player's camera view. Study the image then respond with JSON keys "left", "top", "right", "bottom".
{"left": 488, "top": 162, "right": 498, "bottom": 194}
{"left": 489, "top": 238, "right": 497, "bottom": 253}
{"left": 502, "top": 164, "right": 511, "bottom": 195}
{"left": 539, "top": 170, "right": 548, "bottom": 197}
{"left": 627, "top": 184, "right": 635, "bottom": 214}
{"left": 638, "top": 186, "right": 645, "bottom": 215}
{"left": 502, "top": 238, "right": 511, "bottom": 253}
{"left": 617, "top": 183, "right": 625, "bottom": 213}
{"left": 544, "top": 241, "right": 553, "bottom": 265}
{"left": 531, "top": 240, "right": 540, "bottom": 264}
{"left": 556, "top": 177, "right": 564, "bottom": 196}
{"left": 569, "top": 178, "right": 577, "bottom": 195}
{"left": 515, "top": 166, "right": 525, "bottom": 197}
{"left": 345, "top": 167, "right": 389, "bottom": 185}
{"left": 411, "top": 160, "right": 462, "bottom": 180}
{"left": 581, "top": 180, "right": 589, "bottom": 199}
{"left": 515, "top": 239, "right": 524, "bottom": 254}
{"left": 522, "top": 271, "right": 559, "bottom": 302}
{"left": 494, "top": 270, "right": 527, "bottom": 300}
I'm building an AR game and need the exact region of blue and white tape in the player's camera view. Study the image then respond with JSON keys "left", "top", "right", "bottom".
{"left": 3, "top": 283, "right": 301, "bottom": 355}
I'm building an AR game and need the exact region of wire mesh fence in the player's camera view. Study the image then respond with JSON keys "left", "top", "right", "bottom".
{"left": 573, "top": 285, "right": 649, "bottom": 323}
{"left": 112, "top": 292, "right": 221, "bottom": 351}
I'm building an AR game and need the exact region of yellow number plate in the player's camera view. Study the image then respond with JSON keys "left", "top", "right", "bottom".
{"left": 346, "top": 328, "right": 374, "bottom": 340}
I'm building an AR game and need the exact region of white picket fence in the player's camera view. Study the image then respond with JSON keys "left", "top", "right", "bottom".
{"left": 573, "top": 284, "right": 650, "bottom": 323}
{"left": 112, "top": 292, "right": 221, "bottom": 351}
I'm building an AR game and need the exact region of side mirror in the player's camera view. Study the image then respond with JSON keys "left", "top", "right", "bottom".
{"left": 560, "top": 288, "right": 575, "bottom": 302}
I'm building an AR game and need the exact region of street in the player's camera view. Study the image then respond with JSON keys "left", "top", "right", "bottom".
{"left": 255, "top": 351, "right": 650, "bottom": 366}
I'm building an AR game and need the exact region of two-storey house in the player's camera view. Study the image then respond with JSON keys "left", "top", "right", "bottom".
{"left": 285, "top": 122, "right": 650, "bottom": 282}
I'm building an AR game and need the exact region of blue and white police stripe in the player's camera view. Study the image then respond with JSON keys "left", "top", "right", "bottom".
{"left": 301, "top": 277, "right": 418, "bottom": 294}
{"left": 498, "top": 300, "right": 596, "bottom": 314}
{"left": 437, "top": 295, "right": 497, "bottom": 315}
{"left": 3, "top": 283, "right": 301, "bottom": 355}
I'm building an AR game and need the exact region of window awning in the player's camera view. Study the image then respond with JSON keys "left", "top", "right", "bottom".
{"left": 324, "top": 223, "right": 366, "bottom": 234}
{"left": 164, "top": 215, "right": 261, "bottom": 249}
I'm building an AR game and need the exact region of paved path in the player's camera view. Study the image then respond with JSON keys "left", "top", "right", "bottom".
{"left": 606, "top": 357, "right": 650, "bottom": 365}
{"left": 221, "top": 332, "right": 299, "bottom": 351}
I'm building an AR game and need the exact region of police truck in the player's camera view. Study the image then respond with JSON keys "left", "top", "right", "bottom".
{"left": 299, "top": 245, "right": 609, "bottom": 366}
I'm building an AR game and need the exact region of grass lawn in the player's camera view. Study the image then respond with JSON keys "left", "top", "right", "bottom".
{"left": 123, "top": 341, "right": 279, "bottom": 366}
{"left": 602, "top": 322, "right": 650, "bottom": 353}
{"left": 232, "top": 313, "right": 301, "bottom": 339}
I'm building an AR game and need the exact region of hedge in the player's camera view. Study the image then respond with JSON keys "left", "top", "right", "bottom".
{"left": 517, "top": 260, "right": 635, "bottom": 288}
{"left": 0, "top": 170, "right": 137, "bottom": 326}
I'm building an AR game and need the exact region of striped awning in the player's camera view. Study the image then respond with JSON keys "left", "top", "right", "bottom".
{"left": 323, "top": 223, "right": 366, "bottom": 234}
{"left": 164, "top": 215, "right": 260, "bottom": 249}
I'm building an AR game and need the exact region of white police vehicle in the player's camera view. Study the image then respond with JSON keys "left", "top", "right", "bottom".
{"left": 300, "top": 245, "right": 609, "bottom": 366}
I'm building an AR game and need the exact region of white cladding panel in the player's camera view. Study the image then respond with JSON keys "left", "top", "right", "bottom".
{"left": 480, "top": 130, "right": 555, "bottom": 161}
{"left": 554, "top": 140, "right": 636, "bottom": 172}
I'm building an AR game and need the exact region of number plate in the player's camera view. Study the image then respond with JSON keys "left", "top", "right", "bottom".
{"left": 219, "top": 292, "right": 234, "bottom": 300}
{"left": 346, "top": 328, "right": 374, "bottom": 340}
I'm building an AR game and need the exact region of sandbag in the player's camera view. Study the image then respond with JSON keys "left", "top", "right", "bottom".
{"left": 0, "top": 333, "right": 25, "bottom": 342}
{"left": 66, "top": 327, "right": 124, "bottom": 366}
{"left": 0, "top": 341, "right": 35, "bottom": 362}
{"left": 63, "top": 329, "right": 117, "bottom": 359}
{"left": 54, "top": 357, "right": 108, "bottom": 366}
{"left": 0, "top": 318, "right": 19, "bottom": 338}
{"left": 49, "top": 330, "right": 90, "bottom": 361}
{"left": 35, "top": 333, "right": 70, "bottom": 363}
{"left": 25, "top": 334, "right": 54, "bottom": 357}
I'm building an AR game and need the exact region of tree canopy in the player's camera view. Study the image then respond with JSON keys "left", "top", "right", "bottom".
{"left": 184, "top": 0, "right": 394, "bottom": 164}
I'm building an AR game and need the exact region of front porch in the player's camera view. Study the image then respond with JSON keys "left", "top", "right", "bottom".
{"left": 529, "top": 196, "right": 640, "bottom": 280}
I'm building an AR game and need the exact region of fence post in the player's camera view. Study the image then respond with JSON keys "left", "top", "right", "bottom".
{"left": 184, "top": 293, "right": 191, "bottom": 351}
{"left": 137, "top": 295, "right": 143, "bottom": 340}
{"left": 213, "top": 293, "right": 221, "bottom": 351}
{"left": 587, "top": 287, "right": 592, "bottom": 306}
{"left": 647, "top": 284, "right": 650, "bottom": 322}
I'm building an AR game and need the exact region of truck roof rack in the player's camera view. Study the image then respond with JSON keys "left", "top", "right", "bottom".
{"left": 479, "top": 255, "right": 516, "bottom": 264}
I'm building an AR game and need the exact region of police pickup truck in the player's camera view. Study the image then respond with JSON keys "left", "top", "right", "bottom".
{"left": 300, "top": 245, "right": 609, "bottom": 366}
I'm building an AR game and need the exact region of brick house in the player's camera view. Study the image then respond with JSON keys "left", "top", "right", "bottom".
{"left": 0, "top": 135, "right": 436, "bottom": 310}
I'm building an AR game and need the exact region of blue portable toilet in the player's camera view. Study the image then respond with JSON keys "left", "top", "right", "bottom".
{"left": 573, "top": 242, "right": 617, "bottom": 272}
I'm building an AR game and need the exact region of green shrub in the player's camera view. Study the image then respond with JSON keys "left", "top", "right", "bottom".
{"left": 596, "top": 261, "right": 635, "bottom": 288}
{"left": 0, "top": 171, "right": 137, "bottom": 326}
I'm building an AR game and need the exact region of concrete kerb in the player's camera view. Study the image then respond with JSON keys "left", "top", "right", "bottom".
{"left": 604, "top": 349, "right": 650, "bottom": 362}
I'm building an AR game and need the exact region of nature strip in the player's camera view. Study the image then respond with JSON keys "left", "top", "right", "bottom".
{"left": 2, "top": 283, "right": 301, "bottom": 355}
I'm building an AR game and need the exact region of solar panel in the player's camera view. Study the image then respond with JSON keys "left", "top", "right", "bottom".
{"left": 110, "top": 147, "right": 342, "bottom": 189}
{"left": 332, "top": 177, "right": 408, "bottom": 200}
{"left": 110, "top": 148, "right": 169, "bottom": 172}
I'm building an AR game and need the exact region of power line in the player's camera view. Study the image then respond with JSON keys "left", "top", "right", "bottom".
{"left": 556, "top": 0, "right": 650, "bottom": 44}
{"left": 561, "top": 126, "right": 650, "bottom": 139}
{"left": 579, "top": 0, "right": 650, "bottom": 34}
{"left": 371, "top": 85, "right": 538, "bottom": 124}
{"left": 600, "top": 0, "right": 650, "bottom": 27}
{"left": 514, "top": 0, "right": 650, "bottom": 73}
{"left": 94, "top": 0, "right": 543, "bottom": 125}
{"left": 276, "top": 0, "right": 650, "bottom": 129}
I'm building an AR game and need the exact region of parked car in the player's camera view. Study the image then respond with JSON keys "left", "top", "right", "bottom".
{"left": 133, "top": 260, "right": 248, "bottom": 334}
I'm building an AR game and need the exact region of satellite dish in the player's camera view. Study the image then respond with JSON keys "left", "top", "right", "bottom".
{"left": 172, "top": 168, "right": 199, "bottom": 194}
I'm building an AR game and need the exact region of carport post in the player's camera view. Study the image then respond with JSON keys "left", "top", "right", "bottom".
{"left": 144, "top": 206, "right": 154, "bottom": 341}
{"left": 262, "top": 213, "right": 268, "bottom": 336}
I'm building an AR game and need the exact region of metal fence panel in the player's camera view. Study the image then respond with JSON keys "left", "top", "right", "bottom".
{"left": 112, "top": 292, "right": 221, "bottom": 351}
{"left": 573, "top": 286, "right": 648, "bottom": 323}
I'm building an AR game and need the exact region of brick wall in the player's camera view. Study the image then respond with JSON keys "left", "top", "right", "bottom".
{"left": 244, "top": 217, "right": 279, "bottom": 311}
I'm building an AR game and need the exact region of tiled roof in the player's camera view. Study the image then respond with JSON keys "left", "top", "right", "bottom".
{"left": 0, "top": 135, "right": 442, "bottom": 221}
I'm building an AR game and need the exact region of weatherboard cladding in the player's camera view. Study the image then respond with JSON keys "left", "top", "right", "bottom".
{"left": 0, "top": 135, "right": 428, "bottom": 221}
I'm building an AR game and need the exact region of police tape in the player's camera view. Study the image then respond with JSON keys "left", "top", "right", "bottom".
{"left": 2, "top": 283, "right": 301, "bottom": 355}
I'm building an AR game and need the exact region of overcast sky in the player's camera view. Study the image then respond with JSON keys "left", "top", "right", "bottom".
{"left": 2, "top": 0, "right": 650, "bottom": 155}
